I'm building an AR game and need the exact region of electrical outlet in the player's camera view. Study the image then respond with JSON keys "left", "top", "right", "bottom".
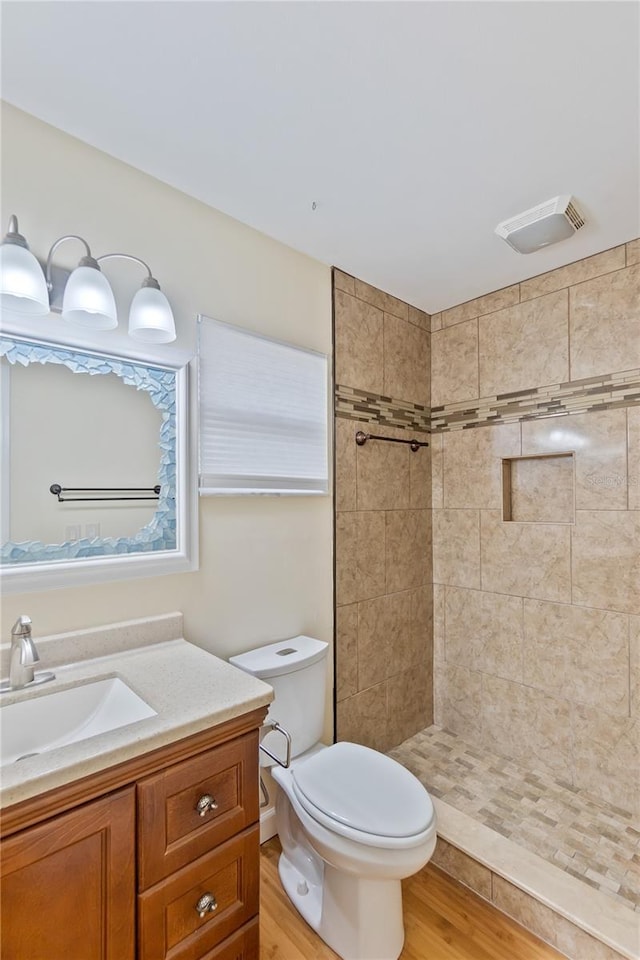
{"left": 64, "top": 524, "right": 81, "bottom": 542}
{"left": 85, "top": 523, "right": 101, "bottom": 540}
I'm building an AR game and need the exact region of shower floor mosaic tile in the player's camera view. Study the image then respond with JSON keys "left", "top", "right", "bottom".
{"left": 389, "top": 725, "right": 640, "bottom": 914}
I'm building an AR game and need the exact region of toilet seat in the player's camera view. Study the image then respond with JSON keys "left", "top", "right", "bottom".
{"left": 291, "top": 742, "right": 434, "bottom": 849}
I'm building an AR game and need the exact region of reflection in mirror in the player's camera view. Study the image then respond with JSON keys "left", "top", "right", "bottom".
{"left": 0, "top": 336, "right": 178, "bottom": 566}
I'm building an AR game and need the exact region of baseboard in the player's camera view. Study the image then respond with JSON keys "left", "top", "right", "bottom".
{"left": 260, "top": 805, "right": 278, "bottom": 844}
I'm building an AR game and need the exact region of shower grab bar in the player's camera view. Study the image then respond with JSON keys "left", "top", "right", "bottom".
{"left": 259, "top": 720, "right": 292, "bottom": 769}
{"left": 355, "top": 430, "right": 429, "bottom": 452}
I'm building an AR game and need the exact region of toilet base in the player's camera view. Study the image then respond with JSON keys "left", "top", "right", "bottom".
{"left": 278, "top": 849, "right": 405, "bottom": 960}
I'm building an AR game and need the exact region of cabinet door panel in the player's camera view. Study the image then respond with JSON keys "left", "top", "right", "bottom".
{"left": 138, "top": 731, "right": 259, "bottom": 889}
{"left": 138, "top": 826, "right": 259, "bottom": 960}
{"left": 201, "top": 919, "right": 259, "bottom": 960}
{"left": 0, "top": 787, "right": 135, "bottom": 960}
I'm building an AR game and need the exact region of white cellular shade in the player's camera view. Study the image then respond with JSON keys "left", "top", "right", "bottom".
{"left": 198, "top": 317, "right": 329, "bottom": 495}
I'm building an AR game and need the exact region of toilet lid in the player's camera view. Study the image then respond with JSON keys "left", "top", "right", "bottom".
{"left": 291, "top": 742, "right": 434, "bottom": 839}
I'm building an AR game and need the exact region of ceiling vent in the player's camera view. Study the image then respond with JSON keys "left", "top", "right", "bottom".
{"left": 495, "top": 195, "right": 586, "bottom": 254}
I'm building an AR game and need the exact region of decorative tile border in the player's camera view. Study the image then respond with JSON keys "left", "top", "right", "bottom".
{"left": 335, "top": 384, "right": 430, "bottom": 433}
{"left": 431, "top": 369, "right": 640, "bottom": 433}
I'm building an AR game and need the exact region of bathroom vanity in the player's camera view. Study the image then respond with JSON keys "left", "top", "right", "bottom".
{"left": 0, "top": 616, "right": 273, "bottom": 960}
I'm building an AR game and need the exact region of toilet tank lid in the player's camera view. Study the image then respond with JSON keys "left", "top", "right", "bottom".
{"left": 229, "top": 636, "right": 328, "bottom": 679}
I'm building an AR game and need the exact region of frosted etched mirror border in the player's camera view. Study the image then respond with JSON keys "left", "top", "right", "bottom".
{"left": 0, "top": 335, "right": 197, "bottom": 593}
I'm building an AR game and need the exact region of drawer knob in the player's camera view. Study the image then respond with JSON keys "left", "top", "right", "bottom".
{"left": 196, "top": 794, "right": 218, "bottom": 817}
{"left": 195, "top": 892, "right": 218, "bottom": 918}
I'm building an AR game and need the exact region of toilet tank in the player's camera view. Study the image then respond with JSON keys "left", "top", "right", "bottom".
{"left": 229, "top": 636, "right": 328, "bottom": 766}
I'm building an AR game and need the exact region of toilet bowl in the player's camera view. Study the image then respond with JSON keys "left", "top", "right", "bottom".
{"left": 229, "top": 637, "right": 437, "bottom": 960}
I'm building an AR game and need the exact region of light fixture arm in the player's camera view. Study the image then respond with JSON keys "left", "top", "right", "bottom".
{"left": 96, "top": 253, "right": 159, "bottom": 289}
{"left": 45, "top": 235, "right": 93, "bottom": 291}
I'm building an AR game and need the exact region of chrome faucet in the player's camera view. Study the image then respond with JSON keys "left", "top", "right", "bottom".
{"left": 10, "top": 616, "right": 39, "bottom": 688}
{"left": 0, "top": 616, "right": 55, "bottom": 693}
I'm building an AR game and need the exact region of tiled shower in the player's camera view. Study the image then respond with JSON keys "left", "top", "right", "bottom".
{"left": 333, "top": 241, "right": 640, "bottom": 957}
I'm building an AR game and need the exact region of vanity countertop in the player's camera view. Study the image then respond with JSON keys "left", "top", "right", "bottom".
{"left": 0, "top": 615, "right": 274, "bottom": 810}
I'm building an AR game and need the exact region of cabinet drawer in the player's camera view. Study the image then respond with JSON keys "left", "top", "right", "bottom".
{"left": 138, "top": 826, "right": 259, "bottom": 960}
{"left": 138, "top": 731, "right": 259, "bottom": 889}
{"left": 197, "top": 919, "right": 259, "bottom": 960}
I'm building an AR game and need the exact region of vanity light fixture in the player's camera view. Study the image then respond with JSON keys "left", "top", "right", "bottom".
{"left": 0, "top": 216, "right": 176, "bottom": 343}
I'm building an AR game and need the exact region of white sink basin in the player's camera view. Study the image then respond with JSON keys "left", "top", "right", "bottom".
{"left": 0, "top": 677, "right": 157, "bottom": 766}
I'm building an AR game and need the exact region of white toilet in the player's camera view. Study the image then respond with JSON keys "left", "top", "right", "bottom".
{"left": 230, "top": 636, "right": 437, "bottom": 960}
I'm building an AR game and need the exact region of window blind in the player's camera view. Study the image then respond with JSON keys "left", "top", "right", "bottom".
{"left": 198, "top": 317, "right": 329, "bottom": 495}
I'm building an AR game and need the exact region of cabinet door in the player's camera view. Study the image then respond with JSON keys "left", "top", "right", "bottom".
{"left": 1, "top": 786, "right": 135, "bottom": 960}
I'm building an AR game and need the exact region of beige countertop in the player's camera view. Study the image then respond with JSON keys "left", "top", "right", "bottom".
{"left": 0, "top": 614, "right": 274, "bottom": 809}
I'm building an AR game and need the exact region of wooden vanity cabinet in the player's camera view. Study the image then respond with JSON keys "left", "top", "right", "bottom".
{"left": 0, "top": 707, "right": 266, "bottom": 960}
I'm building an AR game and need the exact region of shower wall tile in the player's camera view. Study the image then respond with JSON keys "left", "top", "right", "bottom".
{"left": 431, "top": 433, "right": 444, "bottom": 508}
{"left": 523, "top": 600, "right": 629, "bottom": 715}
{"left": 353, "top": 277, "right": 408, "bottom": 320}
{"left": 383, "top": 313, "right": 430, "bottom": 407}
{"left": 571, "top": 705, "right": 640, "bottom": 818}
{"left": 335, "top": 416, "right": 357, "bottom": 512}
{"left": 508, "top": 455, "right": 574, "bottom": 524}
{"left": 628, "top": 406, "right": 640, "bottom": 511}
{"left": 441, "top": 283, "right": 519, "bottom": 328}
{"left": 333, "top": 271, "right": 433, "bottom": 752}
{"left": 478, "top": 290, "right": 569, "bottom": 397}
{"left": 431, "top": 241, "right": 640, "bottom": 817}
{"left": 438, "top": 662, "right": 482, "bottom": 740}
{"left": 521, "top": 409, "right": 628, "bottom": 511}
{"left": 569, "top": 264, "right": 640, "bottom": 380}
{"left": 431, "top": 319, "right": 478, "bottom": 406}
{"left": 481, "top": 675, "right": 571, "bottom": 779}
{"left": 433, "top": 583, "right": 445, "bottom": 664}
{"left": 445, "top": 586, "right": 523, "bottom": 683}
{"left": 571, "top": 510, "right": 640, "bottom": 615}
{"left": 358, "top": 592, "right": 409, "bottom": 689}
{"left": 387, "top": 666, "right": 432, "bottom": 745}
{"left": 430, "top": 311, "right": 442, "bottom": 332}
{"left": 519, "top": 245, "right": 625, "bottom": 301}
{"left": 356, "top": 424, "right": 411, "bottom": 511}
{"left": 480, "top": 510, "right": 571, "bottom": 603}
{"left": 385, "top": 508, "right": 431, "bottom": 593}
{"left": 630, "top": 616, "right": 640, "bottom": 719}
{"left": 432, "top": 508, "right": 481, "bottom": 588}
{"left": 336, "top": 681, "right": 392, "bottom": 753}
{"left": 335, "top": 511, "right": 385, "bottom": 606}
{"left": 333, "top": 267, "right": 356, "bottom": 295}
{"left": 334, "top": 289, "right": 384, "bottom": 394}
{"left": 409, "top": 438, "right": 431, "bottom": 509}
{"left": 443, "top": 422, "right": 521, "bottom": 509}
{"left": 336, "top": 603, "right": 358, "bottom": 701}
{"left": 408, "top": 304, "right": 431, "bottom": 331}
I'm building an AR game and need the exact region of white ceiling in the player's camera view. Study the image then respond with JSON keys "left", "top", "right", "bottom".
{"left": 2, "top": 1, "right": 639, "bottom": 313}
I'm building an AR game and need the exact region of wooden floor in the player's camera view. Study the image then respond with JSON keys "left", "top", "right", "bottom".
{"left": 260, "top": 838, "right": 565, "bottom": 960}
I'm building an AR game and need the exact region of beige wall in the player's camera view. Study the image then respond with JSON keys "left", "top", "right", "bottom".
{"left": 333, "top": 269, "right": 433, "bottom": 752}
{"left": 431, "top": 242, "right": 640, "bottom": 817}
{"left": 0, "top": 105, "right": 334, "bottom": 720}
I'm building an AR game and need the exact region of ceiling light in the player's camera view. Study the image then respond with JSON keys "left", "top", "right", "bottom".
{"left": 0, "top": 216, "right": 50, "bottom": 316}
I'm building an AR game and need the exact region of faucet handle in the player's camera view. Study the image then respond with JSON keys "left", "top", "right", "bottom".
{"left": 11, "top": 615, "right": 32, "bottom": 638}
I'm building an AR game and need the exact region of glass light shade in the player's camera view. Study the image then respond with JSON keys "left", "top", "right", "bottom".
{"left": 62, "top": 265, "right": 117, "bottom": 330}
{"left": 0, "top": 242, "right": 50, "bottom": 316}
{"left": 128, "top": 285, "right": 176, "bottom": 343}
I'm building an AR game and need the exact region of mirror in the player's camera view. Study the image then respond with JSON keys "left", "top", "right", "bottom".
{"left": 0, "top": 335, "right": 196, "bottom": 592}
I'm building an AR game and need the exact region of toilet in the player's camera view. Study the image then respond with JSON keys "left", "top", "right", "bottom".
{"left": 229, "top": 636, "right": 437, "bottom": 960}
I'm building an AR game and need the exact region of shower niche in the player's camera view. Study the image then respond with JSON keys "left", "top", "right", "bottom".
{"left": 502, "top": 452, "right": 575, "bottom": 523}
